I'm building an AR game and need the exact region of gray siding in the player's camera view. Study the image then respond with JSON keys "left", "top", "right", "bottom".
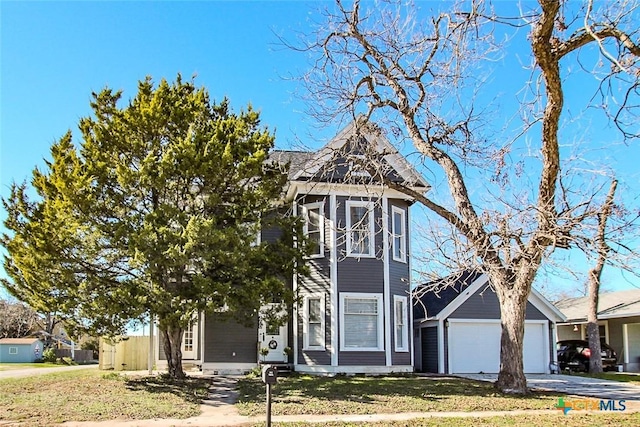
{"left": 556, "top": 324, "right": 582, "bottom": 341}
{"left": 335, "top": 195, "right": 384, "bottom": 292}
{"left": 296, "top": 195, "right": 332, "bottom": 366}
{"left": 299, "top": 350, "right": 331, "bottom": 365}
{"left": 608, "top": 316, "right": 640, "bottom": 362}
{"left": 203, "top": 314, "right": 257, "bottom": 363}
{"left": 388, "top": 201, "right": 411, "bottom": 366}
{"left": 158, "top": 315, "right": 201, "bottom": 361}
{"left": 450, "top": 287, "right": 548, "bottom": 320}
{"left": 391, "top": 350, "right": 411, "bottom": 365}
{"left": 421, "top": 327, "right": 438, "bottom": 373}
{"left": 338, "top": 351, "right": 385, "bottom": 365}
{"left": 261, "top": 226, "right": 282, "bottom": 244}
{"left": 296, "top": 293, "right": 331, "bottom": 366}
{"left": 337, "top": 257, "right": 384, "bottom": 293}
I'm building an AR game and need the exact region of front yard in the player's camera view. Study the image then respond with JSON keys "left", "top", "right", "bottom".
{"left": 236, "top": 374, "right": 562, "bottom": 416}
{"left": 0, "top": 369, "right": 209, "bottom": 426}
{"left": 1, "top": 370, "right": 639, "bottom": 426}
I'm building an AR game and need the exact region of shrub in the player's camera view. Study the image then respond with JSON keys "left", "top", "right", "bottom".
{"left": 42, "top": 348, "right": 57, "bottom": 363}
{"left": 59, "top": 357, "right": 75, "bottom": 365}
{"left": 102, "top": 372, "right": 123, "bottom": 380}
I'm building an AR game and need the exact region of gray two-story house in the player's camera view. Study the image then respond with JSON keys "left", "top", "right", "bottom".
{"left": 155, "top": 120, "right": 429, "bottom": 374}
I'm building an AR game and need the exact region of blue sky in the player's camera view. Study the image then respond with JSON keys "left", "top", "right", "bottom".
{"left": 1, "top": 1, "right": 639, "bottom": 300}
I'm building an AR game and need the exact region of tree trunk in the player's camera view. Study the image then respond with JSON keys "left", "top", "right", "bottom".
{"left": 586, "top": 180, "right": 616, "bottom": 374}
{"left": 586, "top": 277, "right": 603, "bottom": 373}
{"left": 494, "top": 279, "right": 530, "bottom": 395}
{"left": 161, "top": 326, "right": 186, "bottom": 379}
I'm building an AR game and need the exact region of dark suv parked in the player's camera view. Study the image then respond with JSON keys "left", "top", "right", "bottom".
{"left": 556, "top": 340, "right": 618, "bottom": 372}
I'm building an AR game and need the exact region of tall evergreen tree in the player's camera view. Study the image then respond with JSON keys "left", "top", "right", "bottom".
{"left": 2, "top": 76, "right": 306, "bottom": 378}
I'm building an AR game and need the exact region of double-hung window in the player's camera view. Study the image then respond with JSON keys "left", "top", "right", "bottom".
{"left": 303, "top": 202, "right": 324, "bottom": 258}
{"left": 304, "top": 294, "right": 325, "bottom": 350}
{"left": 340, "top": 293, "right": 383, "bottom": 351}
{"left": 394, "top": 295, "right": 409, "bottom": 352}
{"left": 346, "top": 201, "right": 374, "bottom": 257}
{"left": 391, "top": 206, "right": 406, "bottom": 262}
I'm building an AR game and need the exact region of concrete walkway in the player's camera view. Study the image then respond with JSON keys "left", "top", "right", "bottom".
{"left": 460, "top": 373, "right": 640, "bottom": 401}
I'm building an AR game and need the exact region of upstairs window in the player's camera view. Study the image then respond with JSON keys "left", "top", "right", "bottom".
{"left": 346, "top": 201, "right": 374, "bottom": 257}
{"left": 391, "top": 206, "right": 406, "bottom": 263}
{"left": 303, "top": 202, "right": 324, "bottom": 258}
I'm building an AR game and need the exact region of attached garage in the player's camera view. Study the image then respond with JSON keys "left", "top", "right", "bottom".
{"left": 413, "top": 271, "right": 565, "bottom": 374}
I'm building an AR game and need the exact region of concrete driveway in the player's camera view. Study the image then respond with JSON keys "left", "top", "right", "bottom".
{"left": 460, "top": 373, "right": 640, "bottom": 400}
{"left": 0, "top": 364, "right": 98, "bottom": 379}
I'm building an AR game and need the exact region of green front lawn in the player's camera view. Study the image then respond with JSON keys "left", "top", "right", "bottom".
{"left": 236, "top": 374, "right": 563, "bottom": 416}
{"left": 573, "top": 372, "right": 640, "bottom": 385}
{"left": 0, "top": 370, "right": 210, "bottom": 426}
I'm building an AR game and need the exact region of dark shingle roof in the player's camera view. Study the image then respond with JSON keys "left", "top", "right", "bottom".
{"left": 413, "top": 270, "right": 484, "bottom": 319}
{"left": 269, "top": 150, "right": 314, "bottom": 179}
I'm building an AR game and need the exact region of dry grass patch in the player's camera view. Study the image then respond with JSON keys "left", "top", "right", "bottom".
{"left": 236, "top": 374, "right": 562, "bottom": 416}
{"left": 0, "top": 369, "right": 210, "bottom": 426}
{"left": 256, "top": 412, "right": 640, "bottom": 426}
{"left": 0, "top": 363, "right": 62, "bottom": 371}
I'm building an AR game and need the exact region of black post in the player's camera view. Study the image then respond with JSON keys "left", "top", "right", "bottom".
{"left": 266, "top": 382, "right": 272, "bottom": 427}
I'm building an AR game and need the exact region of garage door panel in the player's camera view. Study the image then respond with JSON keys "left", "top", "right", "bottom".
{"left": 523, "top": 323, "right": 546, "bottom": 373}
{"left": 448, "top": 321, "right": 547, "bottom": 374}
{"left": 449, "top": 323, "right": 501, "bottom": 373}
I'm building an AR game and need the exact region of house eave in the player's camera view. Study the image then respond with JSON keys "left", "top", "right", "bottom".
{"left": 557, "top": 310, "right": 640, "bottom": 324}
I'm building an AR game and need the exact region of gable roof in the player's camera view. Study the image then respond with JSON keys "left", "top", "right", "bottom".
{"left": 413, "top": 270, "right": 566, "bottom": 323}
{"left": 0, "top": 338, "right": 41, "bottom": 345}
{"left": 278, "top": 120, "right": 430, "bottom": 200}
{"left": 413, "top": 270, "right": 484, "bottom": 319}
{"left": 269, "top": 150, "right": 315, "bottom": 179}
{"left": 555, "top": 288, "right": 640, "bottom": 322}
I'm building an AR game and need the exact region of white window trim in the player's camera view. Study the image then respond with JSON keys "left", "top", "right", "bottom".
{"left": 303, "top": 293, "right": 326, "bottom": 350}
{"left": 394, "top": 295, "right": 409, "bottom": 352}
{"left": 302, "top": 202, "right": 325, "bottom": 258}
{"left": 391, "top": 206, "right": 406, "bottom": 263}
{"left": 345, "top": 200, "right": 375, "bottom": 258}
{"left": 339, "top": 292, "right": 384, "bottom": 352}
{"left": 9, "top": 347, "right": 18, "bottom": 355}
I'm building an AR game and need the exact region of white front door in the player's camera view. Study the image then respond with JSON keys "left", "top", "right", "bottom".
{"left": 259, "top": 308, "right": 288, "bottom": 363}
{"left": 181, "top": 321, "right": 197, "bottom": 360}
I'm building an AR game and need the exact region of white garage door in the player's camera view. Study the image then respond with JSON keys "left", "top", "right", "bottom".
{"left": 448, "top": 321, "right": 548, "bottom": 374}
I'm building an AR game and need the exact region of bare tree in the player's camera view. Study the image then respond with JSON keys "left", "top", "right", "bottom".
{"left": 0, "top": 299, "right": 40, "bottom": 339}
{"left": 572, "top": 179, "right": 639, "bottom": 373}
{"left": 584, "top": 180, "right": 618, "bottom": 373}
{"left": 292, "top": 0, "right": 640, "bottom": 393}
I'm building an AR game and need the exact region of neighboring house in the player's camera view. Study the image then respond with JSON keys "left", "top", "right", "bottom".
{"left": 555, "top": 289, "right": 640, "bottom": 372}
{"left": 413, "top": 271, "right": 566, "bottom": 374}
{"left": 0, "top": 338, "right": 43, "bottom": 363}
{"left": 155, "top": 120, "right": 430, "bottom": 374}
